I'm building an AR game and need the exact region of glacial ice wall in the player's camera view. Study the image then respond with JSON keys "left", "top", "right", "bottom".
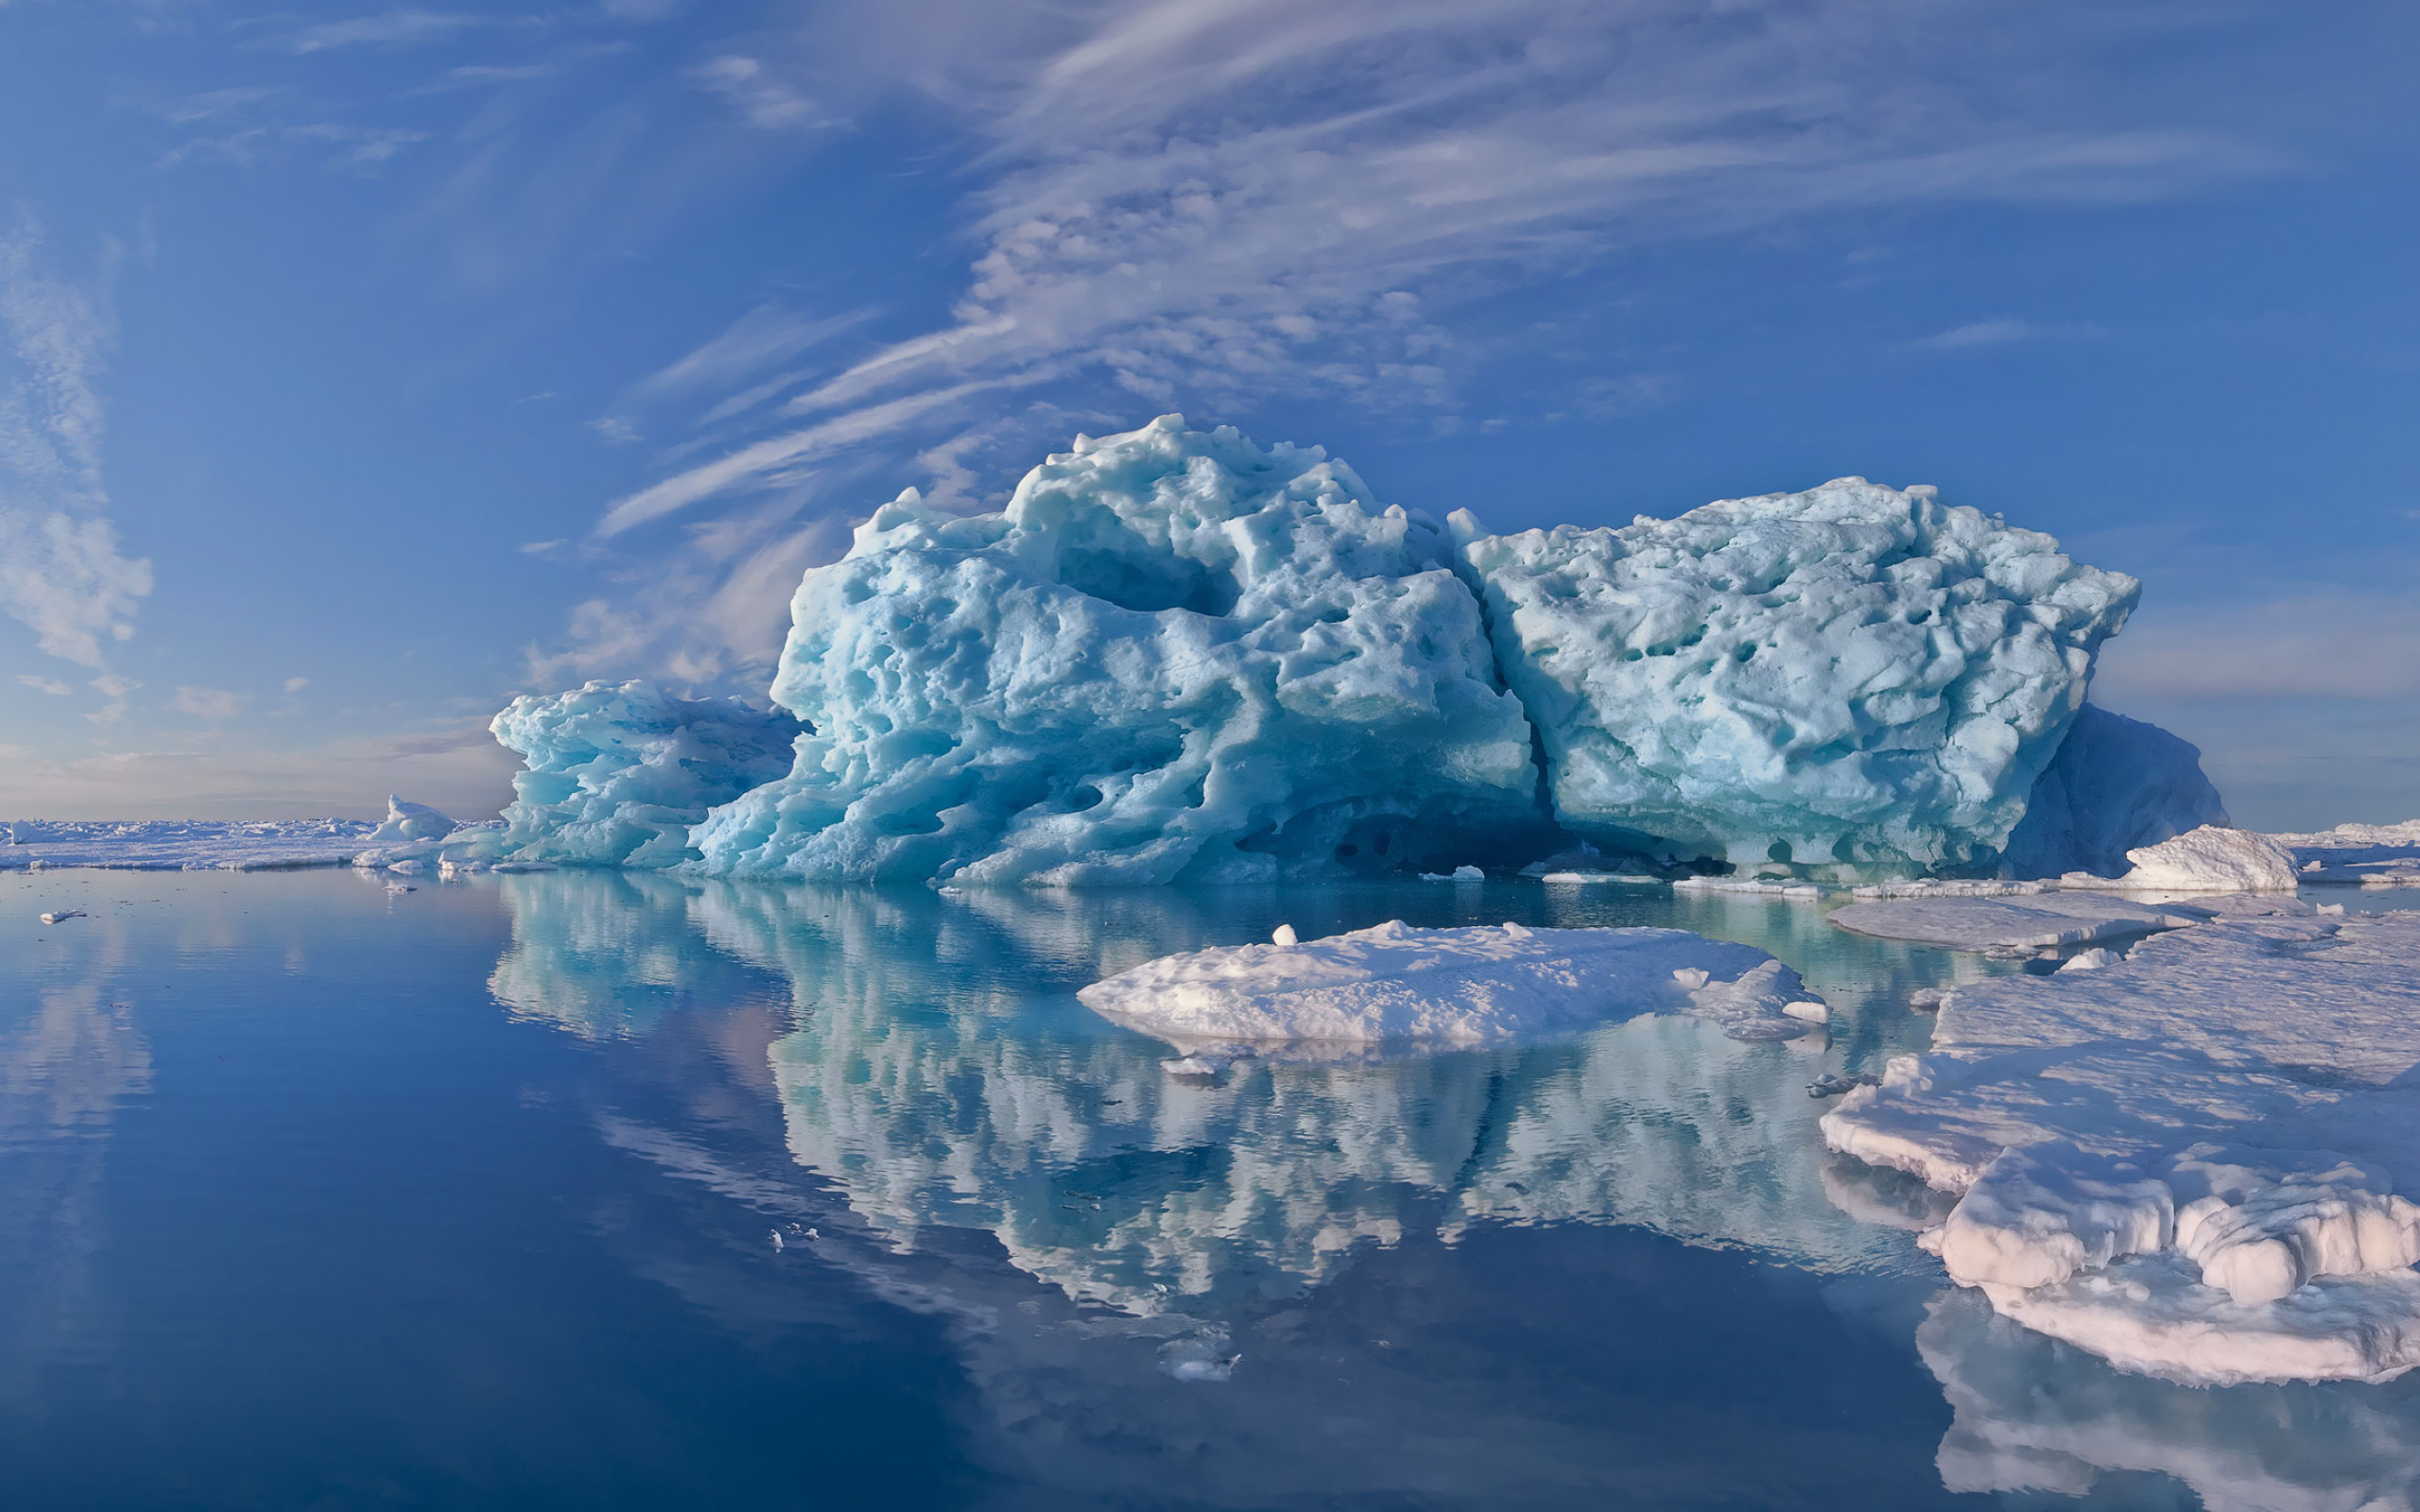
{"left": 1452, "top": 479, "right": 2140, "bottom": 870}
{"left": 689, "top": 416, "right": 1545, "bottom": 884}
{"left": 490, "top": 679, "right": 804, "bottom": 867}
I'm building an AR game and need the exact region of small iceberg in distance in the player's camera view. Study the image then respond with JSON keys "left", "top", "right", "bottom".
{"left": 1077, "top": 919, "right": 1828, "bottom": 1056}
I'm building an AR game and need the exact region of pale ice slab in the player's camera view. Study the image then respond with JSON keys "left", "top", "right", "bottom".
{"left": 2000, "top": 705, "right": 2228, "bottom": 879}
{"left": 488, "top": 679, "right": 804, "bottom": 868}
{"left": 1452, "top": 477, "right": 2138, "bottom": 871}
{"left": 1077, "top": 919, "right": 1824, "bottom": 1049}
{"left": 2273, "top": 818, "right": 2420, "bottom": 888}
{"left": 1829, "top": 893, "right": 2205, "bottom": 952}
{"left": 690, "top": 416, "right": 1543, "bottom": 885}
{"left": 1823, "top": 906, "right": 2420, "bottom": 1383}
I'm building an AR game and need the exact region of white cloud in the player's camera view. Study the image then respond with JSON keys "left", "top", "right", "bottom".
{"left": 687, "top": 56, "right": 830, "bottom": 131}
{"left": 287, "top": 9, "right": 516, "bottom": 56}
{"left": 171, "top": 686, "right": 245, "bottom": 721}
{"left": 544, "top": 0, "right": 2299, "bottom": 679}
{"left": 587, "top": 415, "right": 642, "bottom": 445}
{"left": 0, "top": 219, "right": 153, "bottom": 668}
{"left": 1910, "top": 318, "right": 2102, "bottom": 351}
{"left": 633, "top": 305, "right": 875, "bottom": 401}
{"left": 18, "top": 675, "right": 71, "bottom": 696}
{"left": 284, "top": 677, "right": 310, "bottom": 693}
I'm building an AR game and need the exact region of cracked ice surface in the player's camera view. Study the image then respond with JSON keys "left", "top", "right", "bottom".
{"left": 1451, "top": 477, "right": 2138, "bottom": 871}
{"left": 1822, "top": 903, "right": 2420, "bottom": 1383}
{"left": 691, "top": 417, "right": 1543, "bottom": 884}
{"left": 1078, "top": 919, "right": 1824, "bottom": 1050}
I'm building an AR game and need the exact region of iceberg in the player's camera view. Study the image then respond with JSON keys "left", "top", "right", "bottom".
{"left": 1451, "top": 478, "right": 2138, "bottom": 871}
{"left": 689, "top": 416, "right": 1545, "bottom": 884}
{"left": 488, "top": 679, "right": 804, "bottom": 867}
{"left": 1077, "top": 919, "right": 1825, "bottom": 1049}
{"left": 358, "top": 795, "right": 457, "bottom": 847}
{"left": 2000, "top": 705, "right": 2228, "bottom": 878}
{"left": 1821, "top": 903, "right": 2420, "bottom": 1383}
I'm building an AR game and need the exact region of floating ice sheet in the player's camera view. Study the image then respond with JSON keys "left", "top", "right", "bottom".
{"left": 1078, "top": 919, "right": 1824, "bottom": 1050}
{"left": 1823, "top": 906, "right": 2420, "bottom": 1383}
{"left": 1828, "top": 893, "right": 2205, "bottom": 952}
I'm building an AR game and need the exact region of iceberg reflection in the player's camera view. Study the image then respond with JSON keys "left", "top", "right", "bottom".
{"left": 1921, "top": 1287, "right": 2420, "bottom": 1510}
{"left": 680, "top": 880, "right": 1920, "bottom": 1321}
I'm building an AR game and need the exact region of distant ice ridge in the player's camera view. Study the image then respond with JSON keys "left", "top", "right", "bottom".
{"left": 1820, "top": 903, "right": 2420, "bottom": 1383}
{"left": 2001, "top": 706, "right": 2227, "bottom": 879}
{"left": 1451, "top": 478, "right": 2138, "bottom": 871}
{"left": 689, "top": 416, "right": 1545, "bottom": 884}
{"left": 1078, "top": 919, "right": 1825, "bottom": 1052}
{"left": 0, "top": 817, "right": 375, "bottom": 870}
{"left": 487, "top": 680, "right": 803, "bottom": 867}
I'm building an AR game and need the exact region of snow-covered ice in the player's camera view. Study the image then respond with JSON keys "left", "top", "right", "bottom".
{"left": 488, "top": 679, "right": 804, "bottom": 868}
{"left": 1999, "top": 705, "right": 2228, "bottom": 879}
{"left": 1077, "top": 919, "right": 1824, "bottom": 1049}
{"left": 1452, "top": 477, "right": 2137, "bottom": 871}
{"left": 2079, "top": 824, "right": 2303, "bottom": 894}
{"left": 0, "top": 817, "right": 378, "bottom": 871}
{"left": 689, "top": 417, "right": 1545, "bottom": 885}
{"left": 1822, "top": 903, "right": 2420, "bottom": 1383}
{"left": 2272, "top": 819, "right": 2420, "bottom": 888}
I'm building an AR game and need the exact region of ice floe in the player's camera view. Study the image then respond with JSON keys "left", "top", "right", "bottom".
{"left": 0, "top": 817, "right": 379, "bottom": 871}
{"left": 2083, "top": 824, "right": 2303, "bottom": 894}
{"left": 1828, "top": 893, "right": 2204, "bottom": 953}
{"left": 1823, "top": 903, "right": 2420, "bottom": 1383}
{"left": 1078, "top": 919, "right": 1826, "bottom": 1051}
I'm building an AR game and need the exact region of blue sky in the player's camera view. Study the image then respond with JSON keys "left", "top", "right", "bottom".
{"left": 0, "top": 0, "right": 2413, "bottom": 829}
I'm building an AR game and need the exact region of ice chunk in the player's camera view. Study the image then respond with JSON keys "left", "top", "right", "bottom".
{"left": 489, "top": 679, "right": 804, "bottom": 868}
{"left": 1822, "top": 907, "right": 2420, "bottom": 1383}
{"left": 1828, "top": 893, "right": 2203, "bottom": 952}
{"left": 1452, "top": 478, "right": 2137, "bottom": 870}
{"left": 1999, "top": 706, "right": 2228, "bottom": 878}
{"left": 359, "top": 796, "right": 457, "bottom": 846}
{"left": 2056, "top": 946, "right": 2118, "bottom": 971}
{"left": 1077, "top": 919, "right": 1824, "bottom": 1049}
{"left": 690, "top": 416, "right": 1545, "bottom": 885}
{"left": 2096, "top": 825, "right": 2301, "bottom": 893}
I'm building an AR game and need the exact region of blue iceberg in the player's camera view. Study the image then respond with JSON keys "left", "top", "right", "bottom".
{"left": 689, "top": 417, "right": 1546, "bottom": 884}
{"left": 1453, "top": 478, "right": 2139, "bottom": 871}
{"left": 491, "top": 417, "right": 2215, "bottom": 884}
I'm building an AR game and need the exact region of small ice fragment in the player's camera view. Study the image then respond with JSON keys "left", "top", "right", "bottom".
{"left": 37, "top": 910, "right": 84, "bottom": 924}
{"left": 2319, "top": 902, "right": 2346, "bottom": 916}
{"left": 1270, "top": 923, "right": 1299, "bottom": 947}
{"left": 1782, "top": 1001, "right": 1830, "bottom": 1023}
{"left": 1671, "top": 967, "right": 1711, "bottom": 989}
{"left": 1908, "top": 988, "right": 1946, "bottom": 1011}
{"left": 1501, "top": 921, "right": 1532, "bottom": 939}
{"left": 1807, "top": 1073, "right": 1876, "bottom": 1099}
{"left": 1452, "top": 865, "right": 1484, "bottom": 881}
{"left": 769, "top": 1229, "right": 784, "bottom": 1250}
{"left": 385, "top": 883, "right": 416, "bottom": 894}
{"left": 2058, "top": 947, "right": 2118, "bottom": 972}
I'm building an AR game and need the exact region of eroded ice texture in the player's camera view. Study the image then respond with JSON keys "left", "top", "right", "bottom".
{"left": 360, "top": 795, "right": 457, "bottom": 846}
{"left": 2000, "top": 705, "right": 2228, "bottom": 879}
{"left": 1078, "top": 920, "right": 1824, "bottom": 1049}
{"left": 689, "top": 417, "right": 1543, "bottom": 884}
{"left": 1450, "top": 479, "right": 2138, "bottom": 871}
{"left": 1822, "top": 903, "right": 2420, "bottom": 1383}
{"left": 489, "top": 679, "right": 804, "bottom": 867}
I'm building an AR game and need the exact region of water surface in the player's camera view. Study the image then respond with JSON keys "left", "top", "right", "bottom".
{"left": 5, "top": 868, "right": 2415, "bottom": 1509}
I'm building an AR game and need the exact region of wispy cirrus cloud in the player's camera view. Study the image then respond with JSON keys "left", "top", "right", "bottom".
{"left": 543, "top": 0, "right": 2293, "bottom": 681}
{"left": 285, "top": 9, "right": 530, "bottom": 56}
{"left": 1910, "top": 318, "right": 2103, "bottom": 351}
{"left": 0, "top": 220, "right": 152, "bottom": 670}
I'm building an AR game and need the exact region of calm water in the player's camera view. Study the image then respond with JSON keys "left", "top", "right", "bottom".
{"left": 6, "top": 868, "right": 2419, "bottom": 1510}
